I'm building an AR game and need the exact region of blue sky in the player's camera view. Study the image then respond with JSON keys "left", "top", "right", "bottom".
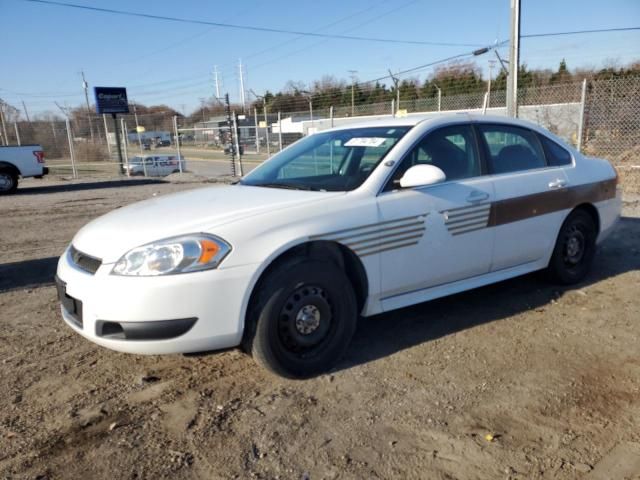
{"left": 1, "top": 0, "right": 639, "bottom": 116}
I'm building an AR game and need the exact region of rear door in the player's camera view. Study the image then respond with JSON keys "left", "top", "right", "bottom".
{"left": 476, "top": 123, "right": 569, "bottom": 270}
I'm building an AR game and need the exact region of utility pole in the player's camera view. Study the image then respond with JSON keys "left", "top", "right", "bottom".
{"left": 21, "top": 100, "right": 32, "bottom": 124}
{"left": 80, "top": 71, "right": 95, "bottom": 142}
{"left": 348, "top": 70, "right": 358, "bottom": 116}
{"left": 213, "top": 65, "right": 221, "bottom": 99}
{"left": 238, "top": 59, "right": 246, "bottom": 112}
{"left": 388, "top": 70, "right": 400, "bottom": 115}
{"left": 506, "top": 0, "right": 521, "bottom": 117}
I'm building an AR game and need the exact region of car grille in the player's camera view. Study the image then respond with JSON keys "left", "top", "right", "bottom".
{"left": 69, "top": 245, "right": 102, "bottom": 274}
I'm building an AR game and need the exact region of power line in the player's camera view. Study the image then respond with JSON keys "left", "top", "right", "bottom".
{"left": 522, "top": 26, "right": 640, "bottom": 39}
{"left": 21, "top": 0, "right": 484, "bottom": 47}
{"left": 238, "top": 0, "right": 414, "bottom": 66}
{"left": 248, "top": 0, "right": 422, "bottom": 72}
{"left": 110, "top": 0, "right": 408, "bottom": 91}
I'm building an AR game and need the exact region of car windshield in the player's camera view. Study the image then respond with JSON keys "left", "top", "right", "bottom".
{"left": 239, "top": 126, "right": 410, "bottom": 191}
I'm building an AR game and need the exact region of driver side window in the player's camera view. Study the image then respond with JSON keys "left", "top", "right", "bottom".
{"left": 387, "top": 124, "right": 481, "bottom": 189}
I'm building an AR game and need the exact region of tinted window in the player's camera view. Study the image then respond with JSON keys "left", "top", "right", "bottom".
{"left": 389, "top": 124, "right": 481, "bottom": 187}
{"left": 538, "top": 134, "right": 572, "bottom": 166}
{"left": 479, "top": 125, "right": 546, "bottom": 174}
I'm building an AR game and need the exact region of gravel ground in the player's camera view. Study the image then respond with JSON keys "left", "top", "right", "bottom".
{"left": 1, "top": 176, "right": 639, "bottom": 480}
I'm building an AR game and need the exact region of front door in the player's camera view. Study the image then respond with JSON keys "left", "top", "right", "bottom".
{"left": 376, "top": 124, "right": 495, "bottom": 311}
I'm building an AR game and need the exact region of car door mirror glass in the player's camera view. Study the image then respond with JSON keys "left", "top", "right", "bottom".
{"left": 399, "top": 164, "right": 446, "bottom": 188}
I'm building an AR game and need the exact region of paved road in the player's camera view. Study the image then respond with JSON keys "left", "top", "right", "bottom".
{"left": 162, "top": 147, "right": 265, "bottom": 177}
{"left": 188, "top": 158, "right": 260, "bottom": 177}
{"left": 44, "top": 147, "right": 268, "bottom": 179}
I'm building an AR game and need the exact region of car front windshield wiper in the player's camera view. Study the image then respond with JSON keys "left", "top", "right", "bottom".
{"left": 250, "top": 182, "right": 321, "bottom": 191}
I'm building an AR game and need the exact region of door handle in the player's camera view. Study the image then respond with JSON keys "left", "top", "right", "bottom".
{"left": 548, "top": 179, "right": 568, "bottom": 189}
{"left": 466, "top": 191, "right": 490, "bottom": 203}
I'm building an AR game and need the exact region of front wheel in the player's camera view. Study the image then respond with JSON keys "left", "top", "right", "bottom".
{"left": 244, "top": 259, "right": 358, "bottom": 378}
{"left": 0, "top": 169, "right": 18, "bottom": 194}
{"left": 546, "top": 209, "right": 597, "bottom": 284}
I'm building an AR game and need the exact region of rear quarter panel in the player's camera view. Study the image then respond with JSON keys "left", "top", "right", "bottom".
{"left": 564, "top": 153, "right": 620, "bottom": 242}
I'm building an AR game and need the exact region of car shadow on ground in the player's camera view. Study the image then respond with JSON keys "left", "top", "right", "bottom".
{"left": 0, "top": 257, "right": 58, "bottom": 292}
{"left": 15, "top": 179, "right": 165, "bottom": 195}
{"left": 336, "top": 216, "right": 640, "bottom": 374}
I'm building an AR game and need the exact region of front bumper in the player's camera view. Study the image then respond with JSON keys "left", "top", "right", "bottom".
{"left": 56, "top": 247, "right": 259, "bottom": 355}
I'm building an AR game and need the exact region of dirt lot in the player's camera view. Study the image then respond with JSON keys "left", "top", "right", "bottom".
{"left": 1, "top": 176, "right": 639, "bottom": 480}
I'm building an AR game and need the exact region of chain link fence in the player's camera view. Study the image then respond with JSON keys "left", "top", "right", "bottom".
{"left": 3, "top": 76, "right": 638, "bottom": 189}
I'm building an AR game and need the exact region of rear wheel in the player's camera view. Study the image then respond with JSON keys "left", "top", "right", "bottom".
{"left": 244, "top": 259, "right": 357, "bottom": 378}
{"left": 546, "top": 209, "right": 597, "bottom": 284}
{"left": 0, "top": 169, "right": 18, "bottom": 194}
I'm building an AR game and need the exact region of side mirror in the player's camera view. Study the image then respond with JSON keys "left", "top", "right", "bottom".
{"left": 399, "top": 164, "right": 446, "bottom": 188}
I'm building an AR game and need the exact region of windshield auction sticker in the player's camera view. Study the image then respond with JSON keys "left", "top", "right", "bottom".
{"left": 344, "top": 137, "right": 387, "bottom": 147}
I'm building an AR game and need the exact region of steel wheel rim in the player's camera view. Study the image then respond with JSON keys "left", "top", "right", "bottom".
{"left": 563, "top": 226, "right": 586, "bottom": 266}
{"left": 0, "top": 173, "right": 13, "bottom": 191}
{"left": 278, "top": 284, "right": 333, "bottom": 355}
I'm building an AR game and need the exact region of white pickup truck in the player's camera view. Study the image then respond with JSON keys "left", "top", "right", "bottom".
{"left": 0, "top": 145, "right": 48, "bottom": 194}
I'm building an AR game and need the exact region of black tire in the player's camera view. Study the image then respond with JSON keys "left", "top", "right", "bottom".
{"left": 546, "top": 209, "right": 597, "bottom": 284}
{"left": 244, "top": 259, "right": 357, "bottom": 379}
{"left": 0, "top": 169, "right": 18, "bottom": 195}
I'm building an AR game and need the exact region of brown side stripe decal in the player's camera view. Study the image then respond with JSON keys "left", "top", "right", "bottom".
{"left": 488, "top": 178, "right": 617, "bottom": 227}
{"left": 311, "top": 178, "right": 616, "bottom": 255}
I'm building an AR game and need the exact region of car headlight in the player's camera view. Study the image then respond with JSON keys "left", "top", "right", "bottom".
{"left": 111, "top": 234, "right": 231, "bottom": 276}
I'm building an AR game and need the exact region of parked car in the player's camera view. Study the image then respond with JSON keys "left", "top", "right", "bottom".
{"left": 56, "top": 115, "right": 620, "bottom": 378}
{"left": 154, "top": 139, "right": 171, "bottom": 148}
{"left": 124, "top": 155, "right": 186, "bottom": 177}
{"left": 0, "top": 144, "right": 48, "bottom": 194}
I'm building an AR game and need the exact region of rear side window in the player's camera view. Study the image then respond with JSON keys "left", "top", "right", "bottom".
{"left": 478, "top": 125, "right": 546, "bottom": 174}
{"left": 538, "top": 134, "right": 572, "bottom": 166}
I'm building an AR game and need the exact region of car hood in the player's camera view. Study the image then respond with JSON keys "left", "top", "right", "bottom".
{"left": 72, "top": 184, "right": 341, "bottom": 263}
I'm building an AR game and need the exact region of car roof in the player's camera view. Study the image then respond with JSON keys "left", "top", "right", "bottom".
{"left": 327, "top": 113, "right": 546, "bottom": 132}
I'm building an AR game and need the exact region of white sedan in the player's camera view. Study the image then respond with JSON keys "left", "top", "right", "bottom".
{"left": 56, "top": 115, "right": 621, "bottom": 378}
